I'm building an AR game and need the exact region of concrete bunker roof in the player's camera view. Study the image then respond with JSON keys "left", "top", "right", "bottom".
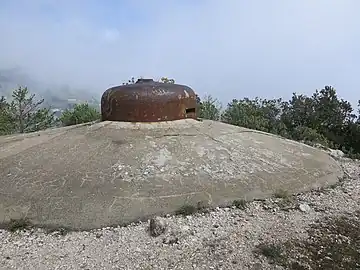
{"left": 0, "top": 119, "right": 343, "bottom": 230}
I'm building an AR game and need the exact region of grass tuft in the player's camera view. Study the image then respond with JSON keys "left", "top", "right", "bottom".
{"left": 274, "top": 189, "right": 289, "bottom": 199}
{"left": 7, "top": 218, "right": 32, "bottom": 232}
{"left": 232, "top": 199, "right": 248, "bottom": 210}
{"left": 175, "top": 204, "right": 198, "bottom": 216}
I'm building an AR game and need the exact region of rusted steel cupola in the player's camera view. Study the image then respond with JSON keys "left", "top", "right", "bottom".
{"left": 101, "top": 78, "right": 197, "bottom": 122}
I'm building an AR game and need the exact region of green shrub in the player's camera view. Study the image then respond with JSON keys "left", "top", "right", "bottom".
{"left": 59, "top": 103, "right": 100, "bottom": 126}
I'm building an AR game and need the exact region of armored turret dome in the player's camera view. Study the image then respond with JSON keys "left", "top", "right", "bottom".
{"left": 101, "top": 79, "right": 197, "bottom": 122}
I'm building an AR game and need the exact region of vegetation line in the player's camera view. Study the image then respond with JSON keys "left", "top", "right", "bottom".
{"left": 1, "top": 80, "right": 360, "bottom": 159}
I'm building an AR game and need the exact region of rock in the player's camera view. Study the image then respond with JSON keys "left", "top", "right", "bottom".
{"left": 180, "top": 225, "right": 191, "bottom": 234}
{"left": 313, "top": 143, "right": 328, "bottom": 150}
{"left": 313, "top": 144, "right": 345, "bottom": 159}
{"left": 162, "top": 234, "right": 179, "bottom": 245}
{"left": 299, "top": 203, "right": 311, "bottom": 212}
{"left": 161, "top": 224, "right": 194, "bottom": 245}
{"left": 149, "top": 217, "right": 167, "bottom": 237}
{"left": 328, "top": 149, "right": 345, "bottom": 159}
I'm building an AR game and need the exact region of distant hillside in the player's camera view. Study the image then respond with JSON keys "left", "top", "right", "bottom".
{"left": 0, "top": 67, "right": 100, "bottom": 109}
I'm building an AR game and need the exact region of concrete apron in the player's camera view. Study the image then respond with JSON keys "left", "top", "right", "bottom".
{"left": 0, "top": 119, "right": 343, "bottom": 230}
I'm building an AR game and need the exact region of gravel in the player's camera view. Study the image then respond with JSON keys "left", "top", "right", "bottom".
{"left": 0, "top": 156, "right": 359, "bottom": 270}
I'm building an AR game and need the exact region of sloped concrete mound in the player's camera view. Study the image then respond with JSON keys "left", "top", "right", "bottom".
{"left": 0, "top": 119, "right": 343, "bottom": 230}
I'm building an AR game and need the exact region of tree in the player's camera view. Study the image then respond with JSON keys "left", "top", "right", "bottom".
{"left": 356, "top": 100, "right": 360, "bottom": 124}
{"left": 198, "top": 95, "right": 222, "bottom": 120}
{"left": 122, "top": 77, "right": 136, "bottom": 85}
{"left": 2, "top": 86, "right": 56, "bottom": 134}
{"left": 219, "top": 85, "right": 360, "bottom": 158}
{"left": 59, "top": 103, "right": 100, "bottom": 126}
{"left": 221, "top": 97, "right": 285, "bottom": 134}
{"left": 0, "top": 96, "right": 6, "bottom": 110}
{"left": 122, "top": 77, "right": 175, "bottom": 85}
{"left": 160, "top": 77, "right": 175, "bottom": 84}
{"left": 0, "top": 96, "right": 15, "bottom": 135}
{"left": 279, "top": 86, "right": 357, "bottom": 149}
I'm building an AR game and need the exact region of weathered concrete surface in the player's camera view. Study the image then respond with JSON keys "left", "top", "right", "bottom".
{"left": 0, "top": 119, "right": 343, "bottom": 230}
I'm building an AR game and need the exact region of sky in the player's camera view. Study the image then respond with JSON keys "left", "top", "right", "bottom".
{"left": 0, "top": 0, "right": 360, "bottom": 106}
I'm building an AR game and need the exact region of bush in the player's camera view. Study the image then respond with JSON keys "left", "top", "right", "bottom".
{"left": 59, "top": 103, "right": 100, "bottom": 126}
{"left": 290, "top": 126, "right": 329, "bottom": 147}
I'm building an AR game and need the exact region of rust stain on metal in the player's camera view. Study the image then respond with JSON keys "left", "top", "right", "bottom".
{"left": 101, "top": 78, "right": 198, "bottom": 122}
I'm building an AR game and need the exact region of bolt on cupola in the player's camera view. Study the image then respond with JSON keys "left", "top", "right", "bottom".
{"left": 101, "top": 78, "right": 198, "bottom": 122}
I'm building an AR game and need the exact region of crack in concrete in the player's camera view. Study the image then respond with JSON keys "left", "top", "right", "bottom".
{"left": 113, "top": 191, "right": 204, "bottom": 200}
